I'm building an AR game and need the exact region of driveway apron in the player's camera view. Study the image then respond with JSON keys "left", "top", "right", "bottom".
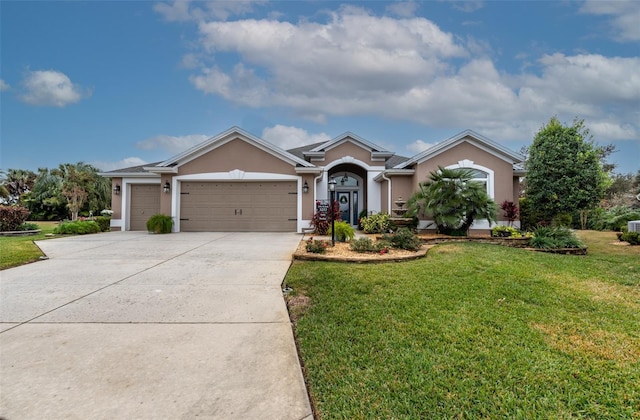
{"left": 0, "top": 232, "right": 313, "bottom": 420}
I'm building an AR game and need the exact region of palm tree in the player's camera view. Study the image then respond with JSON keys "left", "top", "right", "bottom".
{"left": 2, "top": 169, "right": 36, "bottom": 204}
{"left": 407, "top": 167, "right": 497, "bottom": 235}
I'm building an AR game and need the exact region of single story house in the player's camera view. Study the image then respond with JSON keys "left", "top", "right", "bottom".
{"left": 101, "top": 126, "right": 525, "bottom": 233}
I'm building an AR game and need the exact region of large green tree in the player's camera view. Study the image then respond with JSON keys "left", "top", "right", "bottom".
{"left": 23, "top": 168, "right": 66, "bottom": 220}
{"left": 525, "top": 117, "right": 609, "bottom": 226}
{"left": 407, "top": 167, "right": 497, "bottom": 235}
{"left": 51, "top": 162, "right": 111, "bottom": 220}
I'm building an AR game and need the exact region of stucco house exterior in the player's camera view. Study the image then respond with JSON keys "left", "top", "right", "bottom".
{"left": 102, "top": 126, "right": 525, "bottom": 233}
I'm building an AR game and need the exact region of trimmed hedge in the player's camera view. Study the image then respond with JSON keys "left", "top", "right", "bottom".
{"left": 54, "top": 220, "right": 102, "bottom": 235}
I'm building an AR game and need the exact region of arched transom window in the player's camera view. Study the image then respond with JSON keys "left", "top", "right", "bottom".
{"left": 445, "top": 159, "right": 494, "bottom": 198}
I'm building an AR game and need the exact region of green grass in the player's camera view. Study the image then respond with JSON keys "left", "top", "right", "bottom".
{"left": 0, "top": 221, "right": 58, "bottom": 270}
{"left": 285, "top": 230, "right": 640, "bottom": 419}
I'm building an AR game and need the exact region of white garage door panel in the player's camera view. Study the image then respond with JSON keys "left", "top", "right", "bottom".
{"left": 180, "top": 182, "right": 297, "bottom": 232}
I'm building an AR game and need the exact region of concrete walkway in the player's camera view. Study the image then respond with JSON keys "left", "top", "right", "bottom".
{"left": 0, "top": 232, "right": 313, "bottom": 420}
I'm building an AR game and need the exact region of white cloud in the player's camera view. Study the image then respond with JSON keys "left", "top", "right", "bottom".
{"left": 580, "top": 0, "right": 640, "bottom": 41}
{"left": 0, "top": 79, "right": 9, "bottom": 91}
{"left": 190, "top": 6, "right": 467, "bottom": 120}
{"left": 92, "top": 157, "right": 149, "bottom": 172}
{"left": 154, "top": 0, "right": 266, "bottom": 22}
{"left": 20, "top": 70, "right": 90, "bottom": 107}
{"left": 386, "top": 2, "right": 419, "bottom": 17}
{"left": 406, "top": 140, "right": 436, "bottom": 154}
{"left": 261, "top": 125, "right": 331, "bottom": 150}
{"left": 136, "top": 134, "right": 211, "bottom": 154}
{"left": 167, "top": 6, "right": 639, "bottom": 145}
{"left": 446, "top": 1, "right": 485, "bottom": 13}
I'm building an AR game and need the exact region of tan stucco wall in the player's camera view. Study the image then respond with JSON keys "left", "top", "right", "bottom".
{"left": 178, "top": 139, "right": 297, "bottom": 176}
{"left": 160, "top": 175, "right": 172, "bottom": 215}
{"left": 324, "top": 140, "right": 379, "bottom": 167}
{"left": 380, "top": 179, "right": 389, "bottom": 213}
{"left": 111, "top": 178, "right": 122, "bottom": 219}
{"left": 413, "top": 140, "right": 515, "bottom": 221}
{"left": 389, "top": 177, "right": 413, "bottom": 215}
{"left": 301, "top": 174, "right": 315, "bottom": 220}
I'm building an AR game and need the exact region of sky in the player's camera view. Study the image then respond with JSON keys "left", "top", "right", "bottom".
{"left": 1, "top": 0, "right": 639, "bottom": 175}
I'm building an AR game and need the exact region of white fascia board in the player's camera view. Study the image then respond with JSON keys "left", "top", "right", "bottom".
{"left": 101, "top": 172, "right": 161, "bottom": 178}
{"left": 295, "top": 167, "right": 323, "bottom": 174}
{"left": 373, "top": 169, "right": 415, "bottom": 182}
{"left": 311, "top": 132, "right": 390, "bottom": 154}
{"left": 143, "top": 166, "right": 178, "bottom": 174}
{"left": 394, "top": 129, "right": 525, "bottom": 169}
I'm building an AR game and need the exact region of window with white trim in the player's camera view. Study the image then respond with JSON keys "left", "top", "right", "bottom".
{"left": 446, "top": 160, "right": 494, "bottom": 198}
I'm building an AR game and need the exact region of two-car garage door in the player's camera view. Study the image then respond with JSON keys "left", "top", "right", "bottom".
{"left": 180, "top": 181, "right": 297, "bottom": 232}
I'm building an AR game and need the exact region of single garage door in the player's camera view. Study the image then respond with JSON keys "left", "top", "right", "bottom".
{"left": 130, "top": 184, "right": 161, "bottom": 231}
{"left": 180, "top": 181, "right": 297, "bottom": 232}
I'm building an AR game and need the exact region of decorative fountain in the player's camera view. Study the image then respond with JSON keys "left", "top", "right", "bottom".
{"left": 390, "top": 197, "right": 414, "bottom": 229}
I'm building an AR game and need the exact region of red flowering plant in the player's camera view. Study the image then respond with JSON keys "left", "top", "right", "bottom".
{"left": 305, "top": 237, "right": 329, "bottom": 254}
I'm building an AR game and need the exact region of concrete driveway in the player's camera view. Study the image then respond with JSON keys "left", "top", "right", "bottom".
{"left": 0, "top": 232, "right": 312, "bottom": 420}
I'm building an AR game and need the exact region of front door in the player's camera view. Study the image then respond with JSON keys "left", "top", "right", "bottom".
{"left": 336, "top": 190, "right": 359, "bottom": 226}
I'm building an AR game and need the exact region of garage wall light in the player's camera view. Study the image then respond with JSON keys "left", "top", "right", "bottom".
{"left": 163, "top": 182, "right": 170, "bottom": 194}
{"left": 113, "top": 185, "right": 121, "bottom": 195}
{"left": 302, "top": 180, "right": 309, "bottom": 193}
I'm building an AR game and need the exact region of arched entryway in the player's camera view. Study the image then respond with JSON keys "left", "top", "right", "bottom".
{"left": 329, "top": 164, "right": 366, "bottom": 227}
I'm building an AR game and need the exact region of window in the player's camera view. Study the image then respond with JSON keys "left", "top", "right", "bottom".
{"left": 445, "top": 160, "right": 494, "bottom": 198}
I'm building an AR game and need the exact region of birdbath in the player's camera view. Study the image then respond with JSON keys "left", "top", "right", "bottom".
{"left": 393, "top": 197, "right": 408, "bottom": 217}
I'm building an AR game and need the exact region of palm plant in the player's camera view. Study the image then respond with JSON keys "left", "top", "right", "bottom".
{"left": 407, "top": 167, "right": 497, "bottom": 235}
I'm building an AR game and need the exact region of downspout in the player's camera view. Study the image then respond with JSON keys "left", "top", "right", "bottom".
{"left": 381, "top": 171, "right": 392, "bottom": 214}
{"left": 313, "top": 171, "right": 324, "bottom": 203}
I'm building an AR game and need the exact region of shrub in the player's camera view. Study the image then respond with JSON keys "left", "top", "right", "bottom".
{"left": 350, "top": 237, "right": 375, "bottom": 253}
{"left": 146, "top": 214, "right": 173, "bottom": 234}
{"left": 619, "top": 231, "right": 640, "bottom": 245}
{"left": 349, "top": 237, "right": 391, "bottom": 253}
{"left": 529, "top": 226, "right": 584, "bottom": 249}
{"left": 599, "top": 206, "right": 640, "bottom": 231}
{"left": 310, "top": 201, "right": 341, "bottom": 235}
{"left": 551, "top": 213, "right": 573, "bottom": 227}
{"left": 17, "top": 222, "right": 40, "bottom": 231}
{"left": 328, "top": 221, "right": 355, "bottom": 242}
{"left": 0, "top": 205, "right": 31, "bottom": 231}
{"left": 54, "top": 220, "right": 101, "bottom": 235}
{"left": 94, "top": 216, "right": 111, "bottom": 232}
{"left": 491, "top": 225, "right": 522, "bottom": 238}
{"left": 305, "top": 238, "right": 328, "bottom": 253}
{"left": 500, "top": 200, "right": 519, "bottom": 226}
{"left": 360, "top": 212, "right": 391, "bottom": 234}
{"left": 382, "top": 228, "right": 422, "bottom": 251}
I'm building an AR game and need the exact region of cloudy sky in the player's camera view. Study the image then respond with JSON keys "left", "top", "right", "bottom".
{"left": 2, "top": 1, "right": 639, "bottom": 174}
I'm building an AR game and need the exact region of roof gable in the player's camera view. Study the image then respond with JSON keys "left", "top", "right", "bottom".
{"left": 304, "top": 132, "right": 394, "bottom": 162}
{"left": 155, "top": 127, "right": 314, "bottom": 169}
{"left": 395, "top": 129, "right": 525, "bottom": 169}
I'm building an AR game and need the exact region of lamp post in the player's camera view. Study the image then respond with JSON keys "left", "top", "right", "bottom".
{"left": 328, "top": 176, "right": 337, "bottom": 247}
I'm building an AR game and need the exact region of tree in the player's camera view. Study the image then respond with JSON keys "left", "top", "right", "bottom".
{"left": 23, "top": 168, "right": 67, "bottom": 220}
{"left": 1, "top": 168, "right": 36, "bottom": 205}
{"left": 407, "top": 167, "right": 497, "bottom": 235}
{"left": 525, "top": 117, "right": 609, "bottom": 228}
{"left": 52, "top": 162, "right": 110, "bottom": 220}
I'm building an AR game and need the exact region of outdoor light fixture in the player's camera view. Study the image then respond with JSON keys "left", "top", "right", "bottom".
{"left": 341, "top": 172, "right": 348, "bottom": 185}
{"left": 302, "top": 180, "right": 309, "bottom": 193}
{"left": 328, "top": 176, "right": 337, "bottom": 246}
{"left": 113, "top": 185, "right": 121, "bottom": 195}
{"left": 163, "top": 182, "right": 170, "bottom": 194}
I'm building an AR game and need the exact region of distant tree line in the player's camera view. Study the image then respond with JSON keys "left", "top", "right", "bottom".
{"left": 0, "top": 162, "right": 111, "bottom": 221}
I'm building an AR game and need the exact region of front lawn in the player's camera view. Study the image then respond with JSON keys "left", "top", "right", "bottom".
{"left": 0, "top": 221, "right": 58, "bottom": 270}
{"left": 284, "top": 230, "right": 640, "bottom": 418}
